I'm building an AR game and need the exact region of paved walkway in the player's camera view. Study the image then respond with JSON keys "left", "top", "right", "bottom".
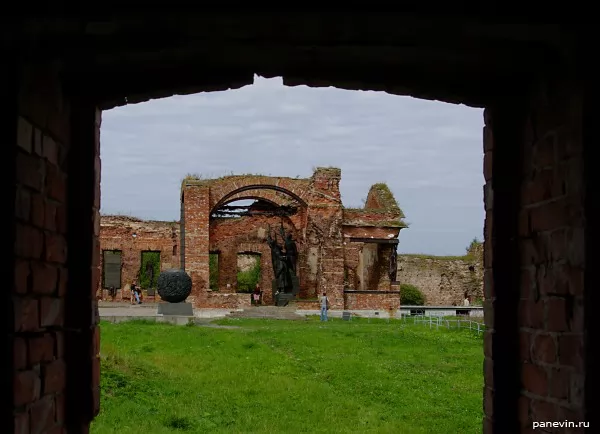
{"left": 97, "top": 303, "right": 403, "bottom": 321}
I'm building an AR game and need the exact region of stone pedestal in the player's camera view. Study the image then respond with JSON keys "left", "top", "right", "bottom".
{"left": 291, "top": 275, "right": 300, "bottom": 295}
{"left": 276, "top": 293, "right": 295, "bottom": 306}
{"left": 157, "top": 302, "right": 194, "bottom": 316}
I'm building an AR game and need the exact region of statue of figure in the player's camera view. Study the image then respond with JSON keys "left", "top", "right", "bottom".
{"left": 280, "top": 225, "right": 298, "bottom": 275}
{"left": 388, "top": 247, "right": 398, "bottom": 282}
{"left": 267, "top": 228, "right": 292, "bottom": 292}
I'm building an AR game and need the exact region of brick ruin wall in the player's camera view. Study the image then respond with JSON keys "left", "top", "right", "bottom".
{"left": 396, "top": 242, "right": 485, "bottom": 305}
{"left": 97, "top": 215, "right": 180, "bottom": 301}
{"left": 182, "top": 169, "right": 349, "bottom": 309}
{"left": 98, "top": 212, "right": 485, "bottom": 308}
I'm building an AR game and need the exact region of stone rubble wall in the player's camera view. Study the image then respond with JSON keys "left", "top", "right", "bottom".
{"left": 396, "top": 243, "right": 484, "bottom": 306}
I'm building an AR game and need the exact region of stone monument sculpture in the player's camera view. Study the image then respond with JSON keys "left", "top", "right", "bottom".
{"left": 281, "top": 226, "right": 298, "bottom": 274}
{"left": 266, "top": 224, "right": 300, "bottom": 305}
{"left": 156, "top": 268, "right": 194, "bottom": 316}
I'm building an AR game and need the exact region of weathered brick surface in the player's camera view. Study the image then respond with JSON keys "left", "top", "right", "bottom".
{"left": 483, "top": 79, "right": 584, "bottom": 433}
{"left": 6, "top": 14, "right": 584, "bottom": 434}
{"left": 98, "top": 215, "right": 180, "bottom": 300}
{"left": 343, "top": 292, "right": 401, "bottom": 310}
{"left": 176, "top": 168, "right": 406, "bottom": 310}
{"left": 100, "top": 169, "right": 406, "bottom": 311}
{"left": 513, "top": 81, "right": 584, "bottom": 431}
{"left": 11, "top": 63, "right": 74, "bottom": 433}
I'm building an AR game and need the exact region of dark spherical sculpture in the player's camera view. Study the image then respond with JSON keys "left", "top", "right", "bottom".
{"left": 157, "top": 269, "right": 192, "bottom": 303}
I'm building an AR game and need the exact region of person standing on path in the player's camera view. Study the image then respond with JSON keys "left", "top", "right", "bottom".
{"left": 320, "top": 292, "right": 329, "bottom": 321}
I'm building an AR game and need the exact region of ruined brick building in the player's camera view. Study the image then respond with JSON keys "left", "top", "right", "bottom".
{"left": 6, "top": 12, "right": 588, "bottom": 434}
{"left": 99, "top": 168, "right": 407, "bottom": 310}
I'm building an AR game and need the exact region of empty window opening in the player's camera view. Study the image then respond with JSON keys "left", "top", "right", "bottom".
{"left": 237, "top": 252, "right": 261, "bottom": 293}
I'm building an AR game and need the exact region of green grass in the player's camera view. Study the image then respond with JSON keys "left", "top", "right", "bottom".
{"left": 92, "top": 318, "right": 483, "bottom": 434}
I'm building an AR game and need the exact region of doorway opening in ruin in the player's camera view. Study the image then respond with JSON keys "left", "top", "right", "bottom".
{"left": 100, "top": 75, "right": 484, "bottom": 309}
{"left": 140, "top": 250, "right": 160, "bottom": 292}
{"left": 236, "top": 252, "right": 261, "bottom": 293}
{"left": 209, "top": 252, "right": 219, "bottom": 290}
{"left": 102, "top": 250, "right": 122, "bottom": 290}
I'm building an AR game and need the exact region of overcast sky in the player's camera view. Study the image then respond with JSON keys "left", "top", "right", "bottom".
{"left": 100, "top": 76, "right": 484, "bottom": 256}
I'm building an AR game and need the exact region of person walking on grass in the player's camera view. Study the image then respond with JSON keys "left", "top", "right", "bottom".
{"left": 320, "top": 292, "right": 329, "bottom": 321}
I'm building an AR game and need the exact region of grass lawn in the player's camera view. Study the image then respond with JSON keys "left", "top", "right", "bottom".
{"left": 92, "top": 317, "right": 483, "bottom": 434}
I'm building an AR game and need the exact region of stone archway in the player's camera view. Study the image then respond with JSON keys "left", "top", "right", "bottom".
{"left": 181, "top": 170, "right": 343, "bottom": 307}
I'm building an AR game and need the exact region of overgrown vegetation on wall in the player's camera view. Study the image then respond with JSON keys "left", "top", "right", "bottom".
{"left": 139, "top": 251, "right": 160, "bottom": 289}
{"left": 400, "top": 284, "right": 426, "bottom": 305}
{"left": 209, "top": 253, "right": 219, "bottom": 290}
{"left": 237, "top": 260, "right": 261, "bottom": 293}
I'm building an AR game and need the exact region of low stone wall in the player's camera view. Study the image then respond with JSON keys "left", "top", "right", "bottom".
{"left": 97, "top": 284, "right": 164, "bottom": 303}
{"left": 200, "top": 292, "right": 251, "bottom": 309}
{"left": 343, "top": 290, "right": 401, "bottom": 310}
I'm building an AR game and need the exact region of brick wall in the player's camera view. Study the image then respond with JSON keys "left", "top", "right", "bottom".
{"left": 483, "top": 78, "right": 584, "bottom": 433}
{"left": 515, "top": 80, "right": 584, "bottom": 429}
{"left": 14, "top": 107, "right": 69, "bottom": 434}
{"left": 182, "top": 183, "right": 210, "bottom": 305}
{"left": 11, "top": 62, "right": 100, "bottom": 433}
{"left": 182, "top": 168, "right": 353, "bottom": 308}
{"left": 210, "top": 216, "right": 303, "bottom": 305}
{"left": 98, "top": 216, "right": 179, "bottom": 300}
{"left": 343, "top": 291, "right": 401, "bottom": 310}
{"left": 97, "top": 168, "right": 406, "bottom": 311}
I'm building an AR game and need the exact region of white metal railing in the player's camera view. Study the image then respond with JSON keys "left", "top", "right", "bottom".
{"left": 402, "top": 314, "right": 486, "bottom": 334}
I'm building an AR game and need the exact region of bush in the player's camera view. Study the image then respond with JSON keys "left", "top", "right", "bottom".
{"left": 400, "top": 284, "right": 426, "bottom": 305}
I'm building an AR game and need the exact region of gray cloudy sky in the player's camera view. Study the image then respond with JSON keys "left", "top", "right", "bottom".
{"left": 100, "top": 76, "right": 484, "bottom": 256}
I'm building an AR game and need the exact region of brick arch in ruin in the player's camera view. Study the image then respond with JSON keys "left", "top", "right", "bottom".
{"left": 205, "top": 182, "right": 313, "bottom": 305}
{"left": 183, "top": 169, "right": 343, "bottom": 306}
{"left": 211, "top": 183, "right": 309, "bottom": 212}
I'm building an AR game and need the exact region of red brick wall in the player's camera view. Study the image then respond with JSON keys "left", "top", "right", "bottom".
{"left": 483, "top": 78, "right": 584, "bottom": 433}
{"left": 209, "top": 215, "right": 304, "bottom": 304}
{"left": 182, "top": 168, "right": 350, "bottom": 308}
{"left": 516, "top": 81, "right": 584, "bottom": 428}
{"left": 342, "top": 226, "right": 401, "bottom": 239}
{"left": 11, "top": 62, "right": 100, "bottom": 433}
{"left": 182, "top": 183, "right": 210, "bottom": 305}
{"left": 343, "top": 291, "right": 401, "bottom": 310}
{"left": 98, "top": 216, "right": 179, "bottom": 300}
{"left": 14, "top": 112, "right": 70, "bottom": 434}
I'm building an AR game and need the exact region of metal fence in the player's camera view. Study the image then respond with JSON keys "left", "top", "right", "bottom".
{"left": 355, "top": 313, "right": 486, "bottom": 335}
{"left": 401, "top": 314, "right": 486, "bottom": 335}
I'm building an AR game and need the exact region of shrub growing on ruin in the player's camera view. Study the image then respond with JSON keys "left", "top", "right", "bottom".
{"left": 400, "top": 284, "right": 426, "bottom": 305}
